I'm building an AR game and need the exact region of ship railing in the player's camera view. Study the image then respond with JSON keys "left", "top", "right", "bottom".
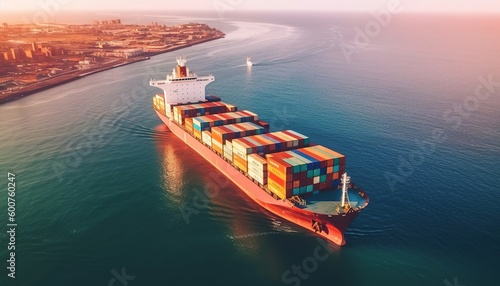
{"left": 350, "top": 183, "right": 369, "bottom": 209}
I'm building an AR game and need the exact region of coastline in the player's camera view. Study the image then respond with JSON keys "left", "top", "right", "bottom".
{"left": 0, "top": 35, "right": 224, "bottom": 105}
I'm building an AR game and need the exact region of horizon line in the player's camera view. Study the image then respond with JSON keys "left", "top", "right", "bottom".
{"left": 1, "top": 8, "right": 500, "bottom": 13}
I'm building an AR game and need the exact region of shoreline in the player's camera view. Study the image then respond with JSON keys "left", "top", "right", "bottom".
{"left": 0, "top": 36, "right": 224, "bottom": 105}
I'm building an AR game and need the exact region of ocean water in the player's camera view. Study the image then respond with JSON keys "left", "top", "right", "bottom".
{"left": 0, "top": 11, "right": 499, "bottom": 286}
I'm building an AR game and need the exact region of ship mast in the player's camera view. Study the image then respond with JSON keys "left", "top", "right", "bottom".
{"left": 341, "top": 172, "right": 350, "bottom": 207}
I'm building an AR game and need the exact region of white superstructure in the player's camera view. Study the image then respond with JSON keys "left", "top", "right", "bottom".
{"left": 150, "top": 56, "right": 214, "bottom": 119}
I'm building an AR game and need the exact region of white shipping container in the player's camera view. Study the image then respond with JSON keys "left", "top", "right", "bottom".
{"left": 213, "top": 139, "right": 222, "bottom": 149}
{"left": 286, "top": 130, "right": 308, "bottom": 139}
{"left": 224, "top": 151, "right": 233, "bottom": 161}
{"left": 248, "top": 166, "right": 267, "bottom": 179}
{"left": 202, "top": 131, "right": 212, "bottom": 146}
{"left": 223, "top": 144, "right": 232, "bottom": 155}
{"left": 313, "top": 176, "right": 320, "bottom": 184}
{"left": 193, "top": 118, "right": 201, "bottom": 127}
{"left": 251, "top": 176, "right": 267, "bottom": 186}
{"left": 248, "top": 163, "right": 266, "bottom": 174}
{"left": 232, "top": 140, "right": 252, "bottom": 154}
{"left": 248, "top": 169, "right": 267, "bottom": 185}
{"left": 233, "top": 147, "right": 247, "bottom": 161}
{"left": 247, "top": 163, "right": 266, "bottom": 173}
{"left": 247, "top": 153, "right": 267, "bottom": 170}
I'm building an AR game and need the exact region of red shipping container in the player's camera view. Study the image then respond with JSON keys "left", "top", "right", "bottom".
{"left": 268, "top": 170, "right": 285, "bottom": 186}
{"left": 320, "top": 182, "right": 326, "bottom": 190}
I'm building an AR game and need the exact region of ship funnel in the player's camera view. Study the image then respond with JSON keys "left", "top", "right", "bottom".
{"left": 176, "top": 56, "right": 188, "bottom": 78}
{"left": 176, "top": 56, "right": 186, "bottom": 67}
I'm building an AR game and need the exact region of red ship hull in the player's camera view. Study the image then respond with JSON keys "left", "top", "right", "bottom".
{"left": 156, "top": 111, "right": 365, "bottom": 246}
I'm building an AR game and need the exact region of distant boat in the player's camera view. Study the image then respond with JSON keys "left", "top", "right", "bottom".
{"left": 246, "top": 57, "right": 253, "bottom": 67}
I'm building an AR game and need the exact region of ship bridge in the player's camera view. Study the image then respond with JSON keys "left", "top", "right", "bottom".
{"left": 150, "top": 56, "right": 214, "bottom": 118}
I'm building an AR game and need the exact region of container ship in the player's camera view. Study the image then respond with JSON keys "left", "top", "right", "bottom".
{"left": 150, "top": 57, "right": 369, "bottom": 245}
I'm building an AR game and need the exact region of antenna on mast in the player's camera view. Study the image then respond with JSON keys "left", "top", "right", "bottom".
{"left": 341, "top": 172, "right": 351, "bottom": 207}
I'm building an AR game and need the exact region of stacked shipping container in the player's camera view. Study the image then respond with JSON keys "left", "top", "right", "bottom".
{"left": 231, "top": 130, "right": 309, "bottom": 173}
{"left": 211, "top": 122, "right": 266, "bottom": 154}
{"left": 205, "top": 95, "right": 221, "bottom": 102}
{"left": 173, "top": 101, "right": 237, "bottom": 125}
{"left": 192, "top": 110, "right": 258, "bottom": 140}
{"left": 153, "top": 94, "right": 166, "bottom": 116}
{"left": 202, "top": 130, "right": 212, "bottom": 146}
{"left": 248, "top": 154, "right": 268, "bottom": 185}
{"left": 184, "top": 117, "right": 194, "bottom": 133}
{"left": 267, "top": 145, "right": 346, "bottom": 199}
{"left": 224, "top": 140, "right": 233, "bottom": 162}
{"left": 254, "top": 120, "right": 270, "bottom": 133}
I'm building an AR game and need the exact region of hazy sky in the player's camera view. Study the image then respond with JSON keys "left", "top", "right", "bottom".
{"left": 1, "top": 0, "right": 499, "bottom": 13}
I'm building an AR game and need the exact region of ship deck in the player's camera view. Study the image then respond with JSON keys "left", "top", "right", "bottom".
{"left": 299, "top": 188, "right": 367, "bottom": 215}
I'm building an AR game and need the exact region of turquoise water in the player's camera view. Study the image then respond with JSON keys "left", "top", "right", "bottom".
{"left": 0, "top": 12, "right": 499, "bottom": 286}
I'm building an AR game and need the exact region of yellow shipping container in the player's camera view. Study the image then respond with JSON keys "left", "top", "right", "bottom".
{"left": 268, "top": 179, "right": 286, "bottom": 199}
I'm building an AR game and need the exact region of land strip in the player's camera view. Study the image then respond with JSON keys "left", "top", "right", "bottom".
{"left": 0, "top": 19, "right": 225, "bottom": 104}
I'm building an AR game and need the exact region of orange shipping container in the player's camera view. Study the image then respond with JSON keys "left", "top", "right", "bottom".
{"left": 268, "top": 171, "right": 285, "bottom": 187}
{"left": 213, "top": 142, "right": 223, "bottom": 154}
{"left": 233, "top": 154, "right": 248, "bottom": 173}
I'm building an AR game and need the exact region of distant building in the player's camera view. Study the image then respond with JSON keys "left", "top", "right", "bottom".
{"left": 0, "top": 42, "right": 65, "bottom": 62}
{"left": 32, "top": 42, "right": 40, "bottom": 52}
{"left": 4, "top": 52, "right": 13, "bottom": 61}
{"left": 24, "top": 49, "right": 36, "bottom": 59}
{"left": 27, "top": 42, "right": 65, "bottom": 58}
{"left": 10, "top": 47, "right": 24, "bottom": 61}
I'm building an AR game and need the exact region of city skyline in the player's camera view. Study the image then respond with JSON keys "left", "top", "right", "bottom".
{"left": 1, "top": 0, "right": 500, "bottom": 13}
